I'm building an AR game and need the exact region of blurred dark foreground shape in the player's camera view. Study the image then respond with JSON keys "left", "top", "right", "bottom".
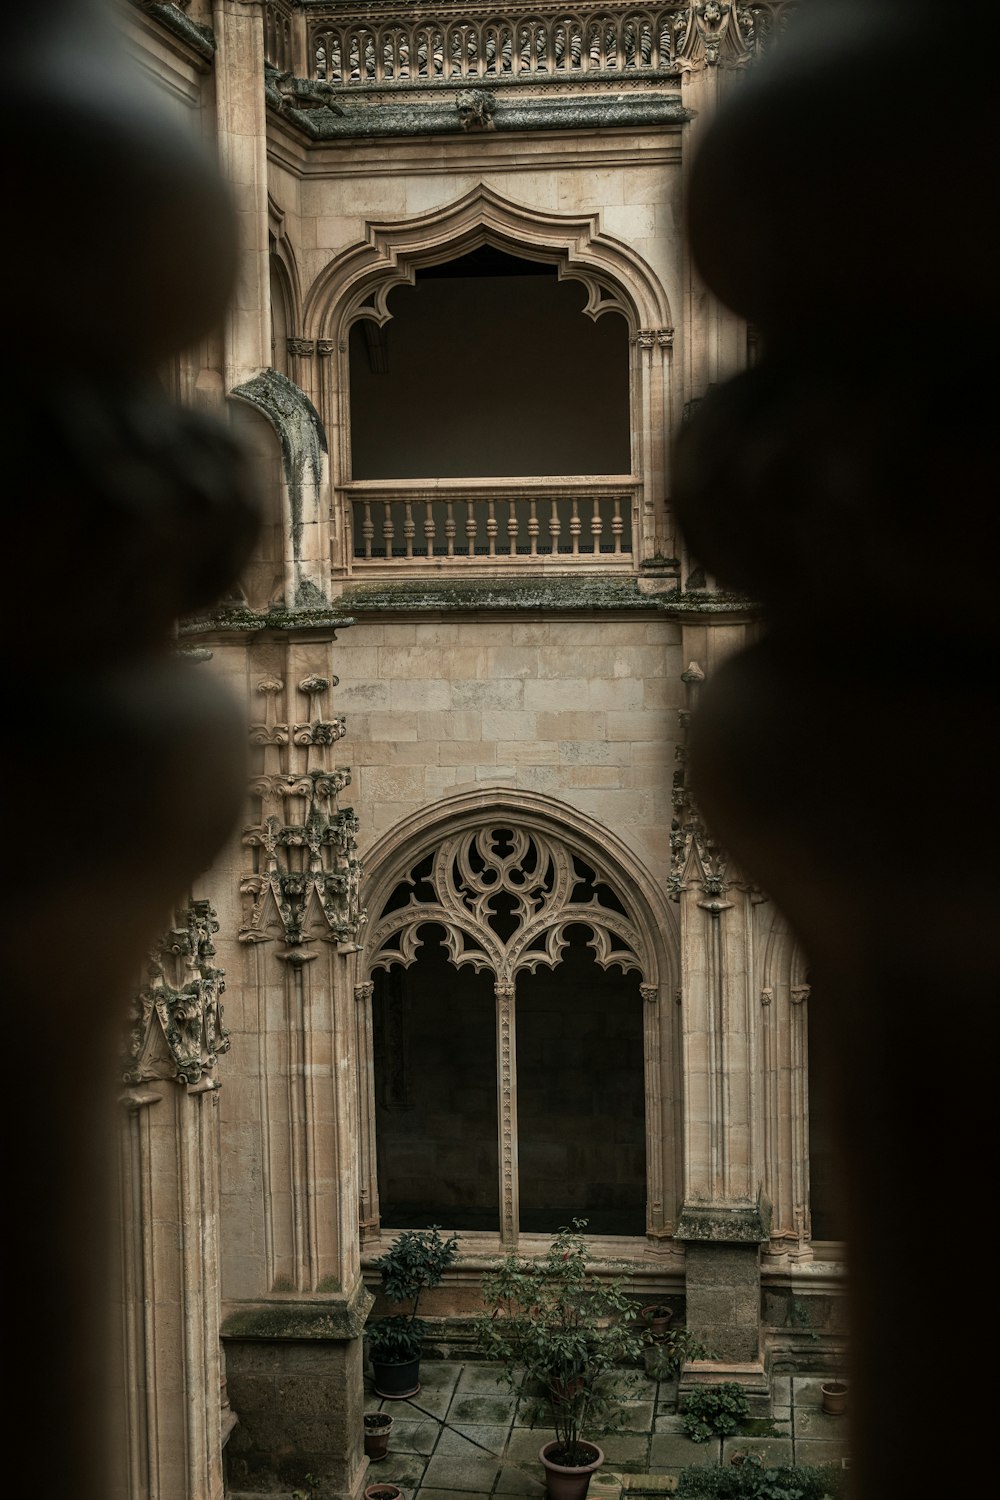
{"left": 4, "top": 4, "right": 260, "bottom": 1496}
{"left": 675, "top": 2, "right": 999, "bottom": 1497}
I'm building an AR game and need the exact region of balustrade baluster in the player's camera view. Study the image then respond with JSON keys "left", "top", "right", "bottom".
{"left": 403, "top": 498, "right": 415, "bottom": 560}
{"left": 528, "top": 498, "right": 539, "bottom": 556}
{"left": 382, "top": 500, "right": 395, "bottom": 559}
{"left": 361, "top": 498, "right": 374, "bottom": 560}
{"left": 570, "top": 497, "right": 581, "bottom": 556}
{"left": 444, "top": 497, "right": 456, "bottom": 558}
{"left": 486, "top": 498, "right": 498, "bottom": 557}
{"left": 612, "top": 496, "right": 624, "bottom": 555}
{"left": 548, "top": 498, "right": 561, "bottom": 554}
{"left": 507, "top": 498, "right": 518, "bottom": 557}
{"left": 465, "top": 499, "right": 477, "bottom": 557}
{"left": 591, "top": 496, "right": 603, "bottom": 555}
{"left": 423, "top": 499, "right": 436, "bottom": 557}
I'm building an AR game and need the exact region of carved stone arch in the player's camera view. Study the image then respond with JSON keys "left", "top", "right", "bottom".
{"left": 360, "top": 787, "right": 676, "bottom": 991}
{"left": 757, "top": 901, "right": 812, "bottom": 1257}
{"left": 354, "top": 789, "right": 680, "bottom": 1246}
{"left": 302, "top": 182, "right": 672, "bottom": 342}
{"left": 268, "top": 196, "right": 303, "bottom": 379}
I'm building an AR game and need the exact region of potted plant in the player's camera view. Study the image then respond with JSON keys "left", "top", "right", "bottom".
{"left": 363, "top": 1486, "right": 403, "bottom": 1500}
{"left": 820, "top": 1376, "right": 848, "bottom": 1416}
{"left": 363, "top": 1410, "right": 393, "bottom": 1461}
{"left": 366, "top": 1225, "right": 458, "bottom": 1398}
{"left": 640, "top": 1301, "right": 674, "bottom": 1339}
{"left": 476, "top": 1218, "right": 647, "bottom": 1500}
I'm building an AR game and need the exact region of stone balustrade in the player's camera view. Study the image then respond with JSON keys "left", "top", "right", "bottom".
{"left": 346, "top": 481, "right": 635, "bottom": 566}
{"left": 292, "top": 4, "right": 791, "bottom": 87}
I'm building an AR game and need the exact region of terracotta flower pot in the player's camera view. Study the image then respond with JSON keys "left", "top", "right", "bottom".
{"left": 363, "top": 1411, "right": 393, "bottom": 1462}
{"left": 821, "top": 1380, "right": 848, "bottom": 1416}
{"left": 538, "top": 1439, "right": 604, "bottom": 1500}
{"left": 641, "top": 1303, "right": 673, "bottom": 1338}
{"left": 363, "top": 1486, "right": 402, "bottom": 1500}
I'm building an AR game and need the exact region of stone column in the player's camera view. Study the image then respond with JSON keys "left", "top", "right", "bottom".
{"left": 114, "top": 902, "right": 231, "bottom": 1500}
{"left": 671, "top": 647, "right": 770, "bottom": 1399}
{"left": 224, "top": 638, "right": 372, "bottom": 1500}
{"left": 212, "top": 0, "right": 271, "bottom": 388}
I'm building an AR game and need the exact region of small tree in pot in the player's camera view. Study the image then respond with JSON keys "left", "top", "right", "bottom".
{"left": 366, "top": 1226, "right": 458, "bottom": 1398}
{"left": 476, "top": 1219, "right": 647, "bottom": 1499}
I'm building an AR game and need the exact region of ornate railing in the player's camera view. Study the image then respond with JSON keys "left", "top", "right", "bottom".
{"left": 304, "top": 4, "right": 792, "bottom": 87}
{"left": 345, "top": 480, "right": 636, "bottom": 567}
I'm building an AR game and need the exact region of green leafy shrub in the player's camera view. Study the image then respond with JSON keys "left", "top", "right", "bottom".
{"left": 476, "top": 1218, "right": 647, "bottom": 1467}
{"left": 677, "top": 1462, "right": 849, "bottom": 1498}
{"left": 681, "top": 1382, "right": 752, "bottom": 1441}
{"left": 644, "top": 1325, "right": 715, "bottom": 1379}
{"left": 367, "top": 1226, "right": 458, "bottom": 1362}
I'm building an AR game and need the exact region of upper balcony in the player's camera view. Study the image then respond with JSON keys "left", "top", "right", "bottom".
{"left": 263, "top": 3, "right": 793, "bottom": 92}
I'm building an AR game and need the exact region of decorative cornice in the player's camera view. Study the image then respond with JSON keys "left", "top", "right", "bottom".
{"left": 124, "top": 900, "right": 229, "bottom": 1087}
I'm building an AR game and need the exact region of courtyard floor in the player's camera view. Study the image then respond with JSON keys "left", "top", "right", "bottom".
{"left": 363, "top": 1360, "right": 851, "bottom": 1498}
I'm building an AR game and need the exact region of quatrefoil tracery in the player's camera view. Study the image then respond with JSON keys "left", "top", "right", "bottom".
{"left": 367, "top": 824, "right": 649, "bottom": 988}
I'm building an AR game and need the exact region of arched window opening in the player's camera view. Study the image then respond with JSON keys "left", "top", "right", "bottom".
{"left": 269, "top": 248, "right": 292, "bottom": 376}
{"left": 362, "top": 815, "right": 667, "bottom": 1244}
{"left": 517, "top": 925, "right": 645, "bottom": 1236}
{"left": 807, "top": 976, "right": 847, "bottom": 1241}
{"left": 373, "top": 926, "right": 499, "bottom": 1231}
{"left": 349, "top": 245, "right": 630, "bottom": 480}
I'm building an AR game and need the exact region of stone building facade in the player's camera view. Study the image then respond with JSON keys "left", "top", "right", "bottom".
{"left": 111, "top": 4, "right": 845, "bottom": 1498}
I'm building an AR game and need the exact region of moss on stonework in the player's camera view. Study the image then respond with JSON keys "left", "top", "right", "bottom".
{"left": 178, "top": 606, "right": 356, "bottom": 636}
{"left": 222, "top": 1286, "right": 373, "bottom": 1342}
{"left": 178, "top": 583, "right": 754, "bottom": 635}
{"left": 336, "top": 577, "right": 754, "bottom": 615}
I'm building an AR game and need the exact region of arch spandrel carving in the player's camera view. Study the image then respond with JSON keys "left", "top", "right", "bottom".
{"left": 302, "top": 183, "right": 673, "bottom": 340}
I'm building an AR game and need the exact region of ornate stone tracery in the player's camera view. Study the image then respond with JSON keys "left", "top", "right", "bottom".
{"left": 124, "top": 900, "right": 229, "bottom": 1087}
{"left": 368, "top": 822, "right": 650, "bottom": 990}
{"left": 357, "top": 794, "right": 677, "bottom": 1245}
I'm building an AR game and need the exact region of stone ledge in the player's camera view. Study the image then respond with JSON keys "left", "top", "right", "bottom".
{"left": 222, "top": 1283, "right": 374, "bottom": 1342}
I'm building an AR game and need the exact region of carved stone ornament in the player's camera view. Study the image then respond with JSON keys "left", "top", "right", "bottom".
{"left": 669, "top": 660, "right": 752, "bottom": 900}
{"left": 123, "top": 901, "right": 229, "bottom": 1087}
{"left": 241, "top": 676, "right": 365, "bottom": 947}
{"left": 367, "top": 823, "right": 650, "bottom": 991}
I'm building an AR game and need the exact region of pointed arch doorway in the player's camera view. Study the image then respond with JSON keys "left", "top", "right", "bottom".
{"left": 355, "top": 794, "right": 679, "bottom": 1247}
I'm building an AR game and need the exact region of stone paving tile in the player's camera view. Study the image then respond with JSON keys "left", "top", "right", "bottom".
{"left": 389, "top": 1417, "right": 442, "bottom": 1455}
{"left": 794, "top": 1406, "right": 850, "bottom": 1440}
{"left": 722, "top": 1436, "right": 794, "bottom": 1466}
{"left": 403, "top": 1387, "right": 458, "bottom": 1419}
{"left": 791, "top": 1376, "right": 827, "bottom": 1407}
{"left": 420, "top": 1362, "right": 465, "bottom": 1388}
{"left": 367, "top": 1451, "right": 427, "bottom": 1491}
{"left": 649, "top": 1435, "right": 720, "bottom": 1468}
{"left": 612, "top": 1401, "right": 655, "bottom": 1432}
{"left": 455, "top": 1364, "right": 514, "bottom": 1394}
{"left": 411, "top": 1491, "right": 474, "bottom": 1500}
{"left": 435, "top": 1423, "right": 511, "bottom": 1456}
{"left": 419, "top": 1452, "right": 502, "bottom": 1492}
{"left": 494, "top": 1461, "right": 547, "bottom": 1495}
{"left": 652, "top": 1414, "right": 686, "bottom": 1435}
{"left": 791, "top": 1440, "right": 850, "bottom": 1466}
{"left": 772, "top": 1403, "right": 792, "bottom": 1427}
{"left": 504, "top": 1428, "right": 549, "bottom": 1463}
{"left": 771, "top": 1376, "right": 791, "bottom": 1406}
{"left": 449, "top": 1394, "right": 518, "bottom": 1424}
{"left": 598, "top": 1433, "right": 652, "bottom": 1468}
{"left": 511, "top": 1398, "right": 550, "bottom": 1429}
